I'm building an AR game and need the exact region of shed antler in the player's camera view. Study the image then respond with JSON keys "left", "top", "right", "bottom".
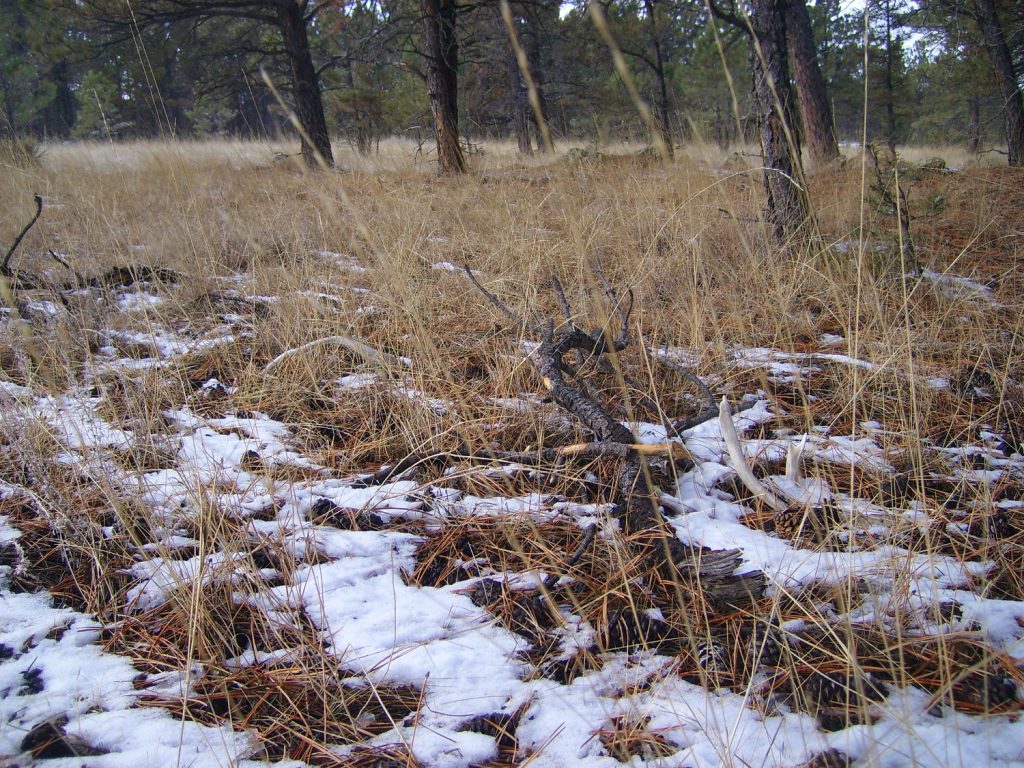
{"left": 718, "top": 397, "right": 808, "bottom": 511}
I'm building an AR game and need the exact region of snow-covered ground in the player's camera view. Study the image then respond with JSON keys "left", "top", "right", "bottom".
{"left": 2, "top": 268, "right": 1023, "bottom": 768}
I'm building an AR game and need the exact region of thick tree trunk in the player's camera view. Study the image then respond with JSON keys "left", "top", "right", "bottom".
{"left": 643, "top": 0, "right": 674, "bottom": 159}
{"left": 276, "top": 1, "right": 333, "bottom": 168}
{"left": 341, "top": 60, "right": 373, "bottom": 156}
{"left": 972, "top": 0, "right": 1024, "bottom": 166}
{"left": 160, "top": 50, "right": 191, "bottom": 136}
{"left": 40, "top": 60, "right": 76, "bottom": 138}
{"left": 423, "top": 0, "right": 466, "bottom": 173}
{"left": 784, "top": 0, "right": 839, "bottom": 165}
{"left": 749, "top": 0, "right": 810, "bottom": 242}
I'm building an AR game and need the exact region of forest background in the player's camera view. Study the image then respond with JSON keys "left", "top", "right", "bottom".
{"left": 1, "top": 0, "right": 1020, "bottom": 167}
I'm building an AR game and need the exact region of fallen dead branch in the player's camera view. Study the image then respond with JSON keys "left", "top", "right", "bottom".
{"left": 556, "top": 441, "right": 693, "bottom": 460}
{"left": 461, "top": 263, "right": 763, "bottom": 608}
{"left": 2, "top": 194, "right": 43, "bottom": 279}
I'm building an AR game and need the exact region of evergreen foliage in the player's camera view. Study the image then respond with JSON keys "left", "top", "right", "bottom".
{"left": 0, "top": 0, "right": 1019, "bottom": 155}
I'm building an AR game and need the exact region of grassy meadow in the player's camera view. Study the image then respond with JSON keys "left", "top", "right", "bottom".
{"left": 1, "top": 136, "right": 1023, "bottom": 767}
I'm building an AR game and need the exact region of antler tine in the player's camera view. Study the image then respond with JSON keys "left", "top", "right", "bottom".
{"left": 719, "top": 397, "right": 790, "bottom": 512}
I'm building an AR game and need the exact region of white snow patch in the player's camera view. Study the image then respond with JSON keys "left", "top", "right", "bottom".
{"left": 920, "top": 268, "right": 1000, "bottom": 306}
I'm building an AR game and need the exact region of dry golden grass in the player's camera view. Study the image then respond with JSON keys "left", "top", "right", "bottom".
{"left": 2, "top": 137, "right": 1023, "bottom": 763}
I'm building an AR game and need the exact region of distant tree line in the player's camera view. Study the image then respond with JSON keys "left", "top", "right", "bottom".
{"left": 1, "top": 0, "right": 1021, "bottom": 170}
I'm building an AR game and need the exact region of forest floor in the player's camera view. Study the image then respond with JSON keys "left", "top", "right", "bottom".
{"left": 1, "top": 138, "right": 1023, "bottom": 768}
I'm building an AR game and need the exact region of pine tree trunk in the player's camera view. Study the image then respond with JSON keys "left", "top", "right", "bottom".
{"left": 276, "top": 1, "right": 334, "bottom": 168}
{"left": 423, "top": 0, "right": 466, "bottom": 173}
{"left": 42, "top": 60, "right": 76, "bottom": 138}
{"left": 504, "top": 10, "right": 532, "bottom": 154}
{"left": 784, "top": 0, "right": 839, "bottom": 165}
{"left": 509, "top": 48, "right": 533, "bottom": 154}
{"left": 522, "top": 6, "right": 553, "bottom": 153}
{"left": 967, "top": 96, "right": 980, "bottom": 155}
{"left": 881, "top": 4, "right": 898, "bottom": 154}
{"left": 643, "top": 0, "right": 674, "bottom": 159}
{"left": 750, "top": 0, "right": 810, "bottom": 242}
{"left": 972, "top": 0, "right": 1024, "bottom": 166}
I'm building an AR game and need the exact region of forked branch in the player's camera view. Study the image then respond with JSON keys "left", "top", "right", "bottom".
{"left": 461, "top": 265, "right": 764, "bottom": 606}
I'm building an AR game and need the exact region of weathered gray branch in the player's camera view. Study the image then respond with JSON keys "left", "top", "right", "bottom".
{"left": 2, "top": 195, "right": 43, "bottom": 278}
{"left": 462, "top": 268, "right": 764, "bottom": 606}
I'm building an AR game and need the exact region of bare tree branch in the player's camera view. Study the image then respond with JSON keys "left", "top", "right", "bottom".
{"left": 2, "top": 195, "right": 43, "bottom": 278}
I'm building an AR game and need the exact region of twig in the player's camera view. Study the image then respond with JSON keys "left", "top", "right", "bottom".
{"left": 550, "top": 275, "right": 574, "bottom": 326}
{"left": 461, "top": 263, "right": 529, "bottom": 330}
{"left": 2, "top": 194, "right": 44, "bottom": 277}
{"left": 591, "top": 261, "right": 632, "bottom": 347}
{"left": 718, "top": 207, "right": 761, "bottom": 222}
{"left": 556, "top": 441, "right": 692, "bottom": 461}
{"left": 542, "top": 523, "right": 598, "bottom": 590}
{"left": 550, "top": 274, "right": 587, "bottom": 369}
{"left": 46, "top": 249, "right": 85, "bottom": 287}
{"left": 658, "top": 356, "right": 717, "bottom": 435}
{"left": 352, "top": 452, "right": 437, "bottom": 487}
{"left": 537, "top": 320, "right": 636, "bottom": 444}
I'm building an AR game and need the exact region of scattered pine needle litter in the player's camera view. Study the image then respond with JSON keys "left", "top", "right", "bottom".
{"left": 1, "top": 145, "right": 1024, "bottom": 767}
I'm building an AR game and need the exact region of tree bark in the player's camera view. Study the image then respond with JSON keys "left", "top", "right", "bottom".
{"left": 503, "top": 10, "right": 532, "bottom": 154}
{"left": 422, "top": 0, "right": 466, "bottom": 173}
{"left": 643, "top": 0, "right": 674, "bottom": 159}
{"left": 967, "top": 95, "right": 980, "bottom": 155}
{"left": 784, "top": 0, "right": 839, "bottom": 165}
{"left": 522, "top": 4, "right": 554, "bottom": 153}
{"left": 508, "top": 49, "right": 533, "bottom": 154}
{"left": 749, "top": 0, "right": 810, "bottom": 242}
{"left": 41, "top": 60, "right": 76, "bottom": 138}
{"left": 972, "top": 0, "right": 1024, "bottom": 166}
{"left": 276, "top": 1, "right": 333, "bottom": 168}
{"left": 880, "top": 1, "right": 898, "bottom": 154}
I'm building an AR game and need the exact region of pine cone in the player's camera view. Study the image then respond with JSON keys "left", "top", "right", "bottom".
{"left": 774, "top": 504, "right": 845, "bottom": 544}
{"left": 694, "top": 637, "right": 729, "bottom": 685}
{"left": 800, "top": 748, "right": 850, "bottom": 768}
{"left": 773, "top": 506, "right": 805, "bottom": 540}
{"left": 808, "top": 672, "right": 848, "bottom": 709}
{"left": 749, "top": 623, "right": 786, "bottom": 668}
{"left": 968, "top": 509, "right": 1013, "bottom": 540}
{"left": 959, "top": 671, "right": 1019, "bottom": 711}
{"left": 601, "top": 607, "right": 671, "bottom": 652}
